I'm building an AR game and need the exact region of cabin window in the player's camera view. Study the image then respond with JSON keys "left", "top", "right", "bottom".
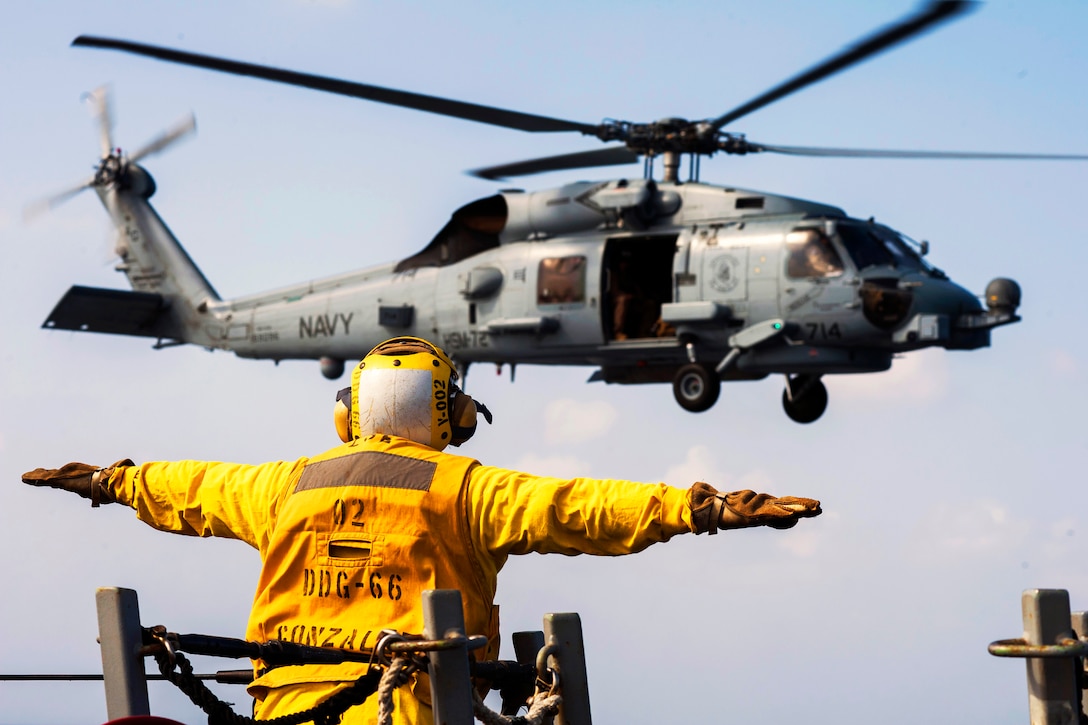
{"left": 786, "top": 229, "right": 844, "bottom": 279}
{"left": 537, "top": 256, "right": 586, "bottom": 305}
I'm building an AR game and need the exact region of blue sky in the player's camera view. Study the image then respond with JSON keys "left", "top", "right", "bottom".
{"left": 2, "top": 1, "right": 1087, "bottom": 723}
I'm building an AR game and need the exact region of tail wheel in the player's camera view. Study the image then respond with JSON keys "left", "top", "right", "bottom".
{"left": 673, "top": 363, "right": 721, "bottom": 413}
{"left": 782, "top": 375, "right": 828, "bottom": 424}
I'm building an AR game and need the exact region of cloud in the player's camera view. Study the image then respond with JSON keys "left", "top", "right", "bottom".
{"left": 831, "top": 348, "right": 950, "bottom": 405}
{"left": 511, "top": 452, "right": 593, "bottom": 479}
{"left": 776, "top": 511, "right": 839, "bottom": 558}
{"left": 907, "top": 498, "right": 1031, "bottom": 564}
{"left": 1041, "top": 517, "right": 1080, "bottom": 560}
{"left": 734, "top": 468, "right": 779, "bottom": 492}
{"left": 1049, "top": 349, "right": 1079, "bottom": 378}
{"left": 543, "top": 398, "right": 618, "bottom": 444}
{"left": 663, "top": 445, "right": 732, "bottom": 487}
{"left": 662, "top": 445, "right": 785, "bottom": 492}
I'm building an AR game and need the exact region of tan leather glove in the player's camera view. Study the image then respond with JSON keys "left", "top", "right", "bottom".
{"left": 21, "top": 460, "right": 133, "bottom": 507}
{"left": 690, "top": 481, "right": 821, "bottom": 534}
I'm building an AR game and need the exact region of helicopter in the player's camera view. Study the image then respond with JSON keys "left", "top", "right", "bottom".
{"left": 34, "top": 1, "right": 1087, "bottom": 423}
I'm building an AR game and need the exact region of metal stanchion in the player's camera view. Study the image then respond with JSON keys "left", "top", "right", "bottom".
{"left": 989, "top": 589, "right": 1082, "bottom": 725}
{"left": 422, "top": 590, "right": 474, "bottom": 725}
{"left": 96, "top": 586, "right": 150, "bottom": 719}
{"left": 543, "top": 612, "right": 591, "bottom": 725}
{"left": 1069, "top": 609, "right": 1087, "bottom": 721}
{"left": 1022, "top": 590, "right": 1080, "bottom": 725}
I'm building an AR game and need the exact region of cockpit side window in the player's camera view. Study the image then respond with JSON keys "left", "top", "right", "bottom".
{"left": 786, "top": 229, "right": 844, "bottom": 279}
{"left": 538, "top": 256, "right": 586, "bottom": 305}
{"left": 836, "top": 224, "right": 896, "bottom": 270}
{"left": 870, "top": 226, "right": 927, "bottom": 270}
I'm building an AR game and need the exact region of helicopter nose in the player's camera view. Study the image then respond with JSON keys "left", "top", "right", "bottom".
{"left": 885, "top": 276, "right": 986, "bottom": 349}
{"left": 882, "top": 275, "right": 1021, "bottom": 351}
{"left": 917, "top": 277, "right": 984, "bottom": 317}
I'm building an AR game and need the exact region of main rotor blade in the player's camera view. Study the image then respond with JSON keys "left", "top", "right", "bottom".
{"left": 469, "top": 146, "right": 641, "bottom": 180}
{"left": 128, "top": 113, "right": 197, "bottom": 163}
{"left": 709, "top": 1, "right": 975, "bottom": 130}
{"left": 747, "top": 142, "right": 1088, "bottom": 161}
{"left": 72, "top": 36, "right": 598, "bottom": 135}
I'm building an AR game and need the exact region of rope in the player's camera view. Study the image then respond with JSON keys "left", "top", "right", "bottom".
{"left": 155, "top": 649, "right": 382, "bottom": 725}
{"left": 376, "top": 657, "right": 416, "bottom": 725}
{"left": 472, "top": 690, "right": 562, "bottom": 725}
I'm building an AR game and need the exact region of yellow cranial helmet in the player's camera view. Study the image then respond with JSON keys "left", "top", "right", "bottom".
{"left": 333, "top": 337, "right": 490, "bottom": 450}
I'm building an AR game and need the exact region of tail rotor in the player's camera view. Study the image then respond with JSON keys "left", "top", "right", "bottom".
{"left": 25, "top": 85, "right": 196, "bottom": 220}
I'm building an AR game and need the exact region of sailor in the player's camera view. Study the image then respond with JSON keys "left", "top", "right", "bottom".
{"left": 22, "top": 336, "right": 821, "bottom": 724}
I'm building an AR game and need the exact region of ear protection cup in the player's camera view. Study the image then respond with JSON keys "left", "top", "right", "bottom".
{"left": 334, "top": 387, "right": 352, "bottom": 443}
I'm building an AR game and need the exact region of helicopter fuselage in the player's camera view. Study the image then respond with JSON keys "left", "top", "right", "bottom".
{"left": 44, "top": 169, "right": 1017, "bottom": 421}
{"left": 211, "top": 179, "right": 1013, "bottom": 369}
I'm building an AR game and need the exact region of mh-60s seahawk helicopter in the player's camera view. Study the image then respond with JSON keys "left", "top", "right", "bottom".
{"left": 36, "top": 1, "right": 1086, "bottom": 423}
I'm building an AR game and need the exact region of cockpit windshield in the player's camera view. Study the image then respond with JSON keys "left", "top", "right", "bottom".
{"left": 835, "top": 222, "right": 933, "bottom": 273}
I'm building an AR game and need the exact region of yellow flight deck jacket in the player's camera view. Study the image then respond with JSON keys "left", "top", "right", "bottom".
{"left": 108, "top": 433, "right": 697, "bottom": 724}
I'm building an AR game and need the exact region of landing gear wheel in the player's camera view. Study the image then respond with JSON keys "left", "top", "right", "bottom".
{"left": 782, "top": 376, "right": 828, "bottom": 424}
{"left": 673, "top": 364, "right": 721, "bottom": 413}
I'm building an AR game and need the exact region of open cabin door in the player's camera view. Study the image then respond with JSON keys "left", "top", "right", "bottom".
{"left": 602, "top": 234, "right": 679, "bottom": 342}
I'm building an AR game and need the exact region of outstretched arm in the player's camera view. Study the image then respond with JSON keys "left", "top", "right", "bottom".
{"left": 466, "top": 467, "right": 821, "bottom": 562}
{"left": 468, "top": 467, "right": 692, "bottom": 559}
{"left": 22, "top": 458, "right": 307, "bottom": 549}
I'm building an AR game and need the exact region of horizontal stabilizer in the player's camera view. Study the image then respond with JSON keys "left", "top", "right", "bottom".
{"left": 43, "top": 285, "right": 180, "bottom": 339}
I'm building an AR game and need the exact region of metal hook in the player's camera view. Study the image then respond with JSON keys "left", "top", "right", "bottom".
{"left": 373, "top": 629, "right": 406, "bottom": 667}
{"left": 544, "top": 667, "right": 561, "bottom": 698}
{"left": 153, "top": 628, "right": 176, "bottom": 670}
{"left": 534, "top": 643, "right": 562, "bottom": 697}
{"left": 535, "top": 642, "right": 559, "bottom": 681}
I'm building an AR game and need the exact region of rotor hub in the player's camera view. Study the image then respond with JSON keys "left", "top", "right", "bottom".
{"left": 94, "top": 152, "right": 124, "bottom": 186}
{"left": 601, "top": 118, "right": 722, "bottom": 158}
